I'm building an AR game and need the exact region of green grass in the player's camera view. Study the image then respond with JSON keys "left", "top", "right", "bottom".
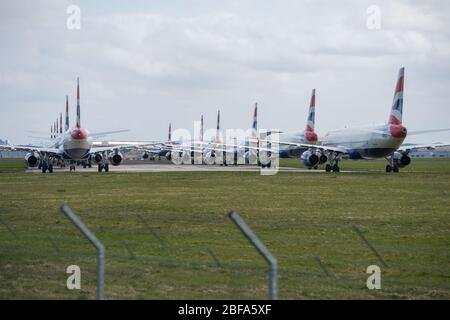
{"left": 0, "top": 158, "right": 26, "bottom": 173}
{"left": 0, "top": 158, "right": 450, "bottom": 299}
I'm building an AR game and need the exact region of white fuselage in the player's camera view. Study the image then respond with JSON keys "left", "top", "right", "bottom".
{"left": 320, "top": 123, "right": 406, "bottom": 159}
{"left": 51, "top": 129, "right": 93, "bottom": 160}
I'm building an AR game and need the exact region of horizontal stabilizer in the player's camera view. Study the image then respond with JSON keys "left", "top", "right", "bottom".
{"left": 90, "top": 129, "right": 130, "bottom": 138}
{"left": 408, "top": 128, "right": 450, "bottom": 136}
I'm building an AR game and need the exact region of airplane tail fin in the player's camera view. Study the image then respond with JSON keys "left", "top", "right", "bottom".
{"left": 389, "top": 67, "right": 405, "bottom": 125}
{"left": 168, "top": 123, "right": 171, "bottom": 142}
{"left": 251, "top": 103, "right": 258, "bottom": 139}
{"left": 60, "top": 113, "right": 63, "bottom": 134}
{"left": 305, "top": 89, "right": 316, "bottom": 132}
{"left": 200, "top": 115, "right": 204, "bottom": 142}
{"left": 51, "top": 124, "right": 53, "bottom": 139}
{"left": 215, "top": 110, "right": 221, "bottom": 143}
{"left": 56, "top": 118, "right": 59, "bottom": 136}
{"left": 76, "top": 77, "right": 81, "bottom": 128}
{"left": 65, "top": 95, "right": 69, "bottom": 131}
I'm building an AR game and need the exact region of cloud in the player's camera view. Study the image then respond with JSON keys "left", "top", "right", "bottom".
{"left": 0, "top": 0, "right": 449, "bottom": 144}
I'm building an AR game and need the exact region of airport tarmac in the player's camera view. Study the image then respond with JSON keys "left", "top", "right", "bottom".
{"left": 26, "top": 161, "right": 362, "bottom": 173}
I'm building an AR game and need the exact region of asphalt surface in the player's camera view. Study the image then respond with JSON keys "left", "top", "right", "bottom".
{"left": 26, "top": 160, "right": 361, "bottom": 173}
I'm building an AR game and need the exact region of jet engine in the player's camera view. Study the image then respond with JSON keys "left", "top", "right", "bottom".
{"left": 392, "top": 151, "right": 411, "bottom": 168}
{"left": 94, "top": 153, "right": 103, "bottom": 163}
{"left": 300, "top": 150, "right": 319, "bottom": 168}
{"left": 142, "top": 152, "right": 149, "bottom": 160}
{"left": 171, "top": 150, "right": 189, "bottom": 164}
{"left": 259, "top": 150, "right": 273, "bottom": 167}
{"left": 25, "top": 152, "right": 40, "bottom": 167}
{"left": 317, "top": 151, "right": 328, "bottom": 164}
{"left": 203, "top": 150, "right": 216, "bottom": 165}
{"left": 165, "top": 151, "right": 172, "bottom": 161}
{"left": 109, "top": 152, "right": 123, "bottom": 166}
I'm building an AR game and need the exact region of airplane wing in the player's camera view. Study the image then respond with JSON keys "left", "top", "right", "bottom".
{"left": 165, "top": 140, "right": 298, "bottom": 154}
{"left": 397, "top": 142, "right": 450, "bottom": 153}
{"left": 0, "top": 144, "right": 59, "bottom": 154}
{"left": 257, "top": 139, "right": 348, "bottom": 154}
{"left": 28, "top": 136, "right": 53, "bottom": 141}
{"left": 135, "top": 137, "right": 349, "bottom": 157}
{"left": 89, "top": 143, "right": 151, "bottom": 154}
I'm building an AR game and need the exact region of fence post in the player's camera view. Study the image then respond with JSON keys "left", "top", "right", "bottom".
{"left": 228, "top": 211, "right": 278, "bottom": 300}
{"left": 60, "top": 204, "right": 105, "bottom": 300}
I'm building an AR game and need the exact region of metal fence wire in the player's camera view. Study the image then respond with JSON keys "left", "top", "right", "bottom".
{"left": 0, "top": 208, "right": 449, "bottom": 299}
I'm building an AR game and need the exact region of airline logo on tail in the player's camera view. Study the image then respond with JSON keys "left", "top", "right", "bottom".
{"left": 168, "top": 123, "right": 172, "bottom": 142}
{"left": 389, "top": 67, "right": 404, "bottom": 125}
{"left": 250, "top": 103, "right": 258, "bottom": 139}
{"left": 215, "top": 110, "right": 221, "bottom": 143}
{"left": 306, "top": 89, "right": 315, "bottom": 132}
{"left": 200, "top": 115, "right": 204, "bottom": 142}
{"left": 305, "top": 89, "right": 318, "bottom": 142}
{"left": 72, "top": 77, "right": 87, "bottom": 140}
{"left": 389, "top": 67, "right": 407, "bottom": 138}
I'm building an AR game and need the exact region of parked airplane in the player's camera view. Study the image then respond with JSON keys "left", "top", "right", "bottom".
{"left": 140, "top": 122, "right": 173, "bottom": 161}
{"left": 270, "top": 89, "right": 324, "bottom": 169}
{"left": 168, "top": 111, "right": 221, "bottom": 165}
{"left": 2, "top": 78, "right": 135, "bottom": 173}
{"left": 264, "top": 67, "right": 450, "bottom": 172}
{"left": 168, "top": 104, "right": 260, "bottom": 166}
{"left": 184, "top": 93, "right": 319, "bottom": 168}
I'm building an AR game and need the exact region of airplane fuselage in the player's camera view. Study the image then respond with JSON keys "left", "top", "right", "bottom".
{"left": 320, "top": 123, "right": 407, "bottom": 160}
{"left": 51, "top": 128, "right": 93, "bottom": 160}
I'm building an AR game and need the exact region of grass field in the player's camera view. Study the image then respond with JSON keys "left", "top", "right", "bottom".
{"left": 0, "top": 158, "right": 449, "bottom": 299}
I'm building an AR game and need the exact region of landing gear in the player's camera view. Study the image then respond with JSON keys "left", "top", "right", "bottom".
{"left": 386, "top": 154, "right": 403, "bottom": 173}
{"left": 97, "top": 163, "right": 110, "bottom": 172}
{"left": 41, "top": 161, "right": 53, "bottom": 173}
{"left": 70, "top": 164, "right": 76, "bottom": 172}
{"left": 261, "top": 162, "right": 272, "bottom": 169}
{"left": 325, "top": 153, "right": 340, "bottom": 173}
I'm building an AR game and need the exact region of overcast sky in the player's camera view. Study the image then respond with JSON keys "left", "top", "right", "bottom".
{"left": 1, "top": 0, "right": 450, "bottom": 144}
